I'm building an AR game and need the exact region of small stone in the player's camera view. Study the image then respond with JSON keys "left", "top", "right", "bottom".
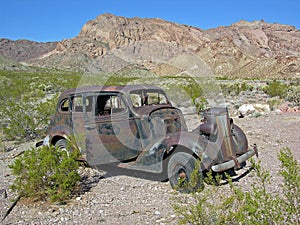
{"left": 92, "top": 199, "right": 99, "bottom": 204}
{"left": 154, "top": 210, "right": 161, "bottom": 215}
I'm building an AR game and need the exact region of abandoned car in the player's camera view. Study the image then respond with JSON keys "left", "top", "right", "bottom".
{"left": 40, "top": 85, "right": 258, "bottom": 191}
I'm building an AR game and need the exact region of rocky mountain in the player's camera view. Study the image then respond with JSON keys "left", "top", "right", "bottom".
{"left": 0, "top": 39, "right": 57, "bottom": 62}
{"left": 1, "top": 13, "right": 300, "bottom": 78}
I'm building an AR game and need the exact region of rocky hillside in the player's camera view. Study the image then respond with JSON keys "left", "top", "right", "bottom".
{"left": 0, "top": 39, "right": 57, "bottom": 62}
{"left": 1, "top": 13, "right": 300, "bottom": 78}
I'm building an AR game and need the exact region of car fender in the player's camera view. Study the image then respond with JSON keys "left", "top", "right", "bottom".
{"left": 48, "top": 124, "right": 72, "bottom": 145}
{"left": 129, "top": 131, "right": 208, "bottom": 173}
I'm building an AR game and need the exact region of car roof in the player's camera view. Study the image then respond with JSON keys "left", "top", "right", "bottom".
{"left": 59, "top": 85, "right": 165, "bottom": 99}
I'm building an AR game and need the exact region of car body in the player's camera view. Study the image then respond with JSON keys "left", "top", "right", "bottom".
{"left": 41, "top": 85, "right": 258, "bottom": 191}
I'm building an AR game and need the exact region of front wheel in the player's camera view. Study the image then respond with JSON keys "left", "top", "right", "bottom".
{"left": 55, "top": 139, "right": 72, "bottom": 156}
{"left": 168, "top": 152, "right": 204, "bottom": 193}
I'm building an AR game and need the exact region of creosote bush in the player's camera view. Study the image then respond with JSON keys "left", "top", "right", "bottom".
{"left": 0, "top": 70, "right": 81, "bottom": 141}
{"left": 9, "top": 144, "right": 81, "bottom": 202}
{"left": 2, "top": 97, "right": 57, "bottom": 141}
{"left": 286, "top": 85, "right": 300, "bottom": 106}
{"left": 172, "top": 147, "right": 299, "bottom": 225}
{"left": 263, "top": 80, "right": 288, "bottom": 98}
{"left": 221, "top": 81, "right": 253, "bottom": 96}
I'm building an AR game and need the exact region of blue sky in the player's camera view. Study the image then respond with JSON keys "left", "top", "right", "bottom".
{"left": 1, "top": 0, "right": 299, "bottom": 42}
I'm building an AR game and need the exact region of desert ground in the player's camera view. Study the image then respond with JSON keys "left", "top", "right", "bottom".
{"left": 1, "top": 111, "right": 299, "bottom": 224}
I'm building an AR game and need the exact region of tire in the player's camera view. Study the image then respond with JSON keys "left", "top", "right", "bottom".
{"left": 55, "top": 139, "right": 72, "bottom": 156}
{"left": 168, "top": 152, "right": 204, "bottom": 193}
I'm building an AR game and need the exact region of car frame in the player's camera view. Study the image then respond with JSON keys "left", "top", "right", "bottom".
{"left": 40, "top": 85, "right": 258, "bottom": 191}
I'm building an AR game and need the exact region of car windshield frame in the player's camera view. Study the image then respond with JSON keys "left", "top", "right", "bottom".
{"left": 129, "top": 89, "right": 169, "bottom": 108}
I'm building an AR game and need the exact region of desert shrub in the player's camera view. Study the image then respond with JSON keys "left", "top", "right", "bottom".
{"left": 172, "top": 147, "right": 300, "bottom": 225}
{"left": 263, "top": 80, "right": 299, "bottom": 106}
{"left": 221, "top": 81, "right": 253, "bottom": 96}
{"left": 263, "top": 80, "right": 288, "bottom": 98}
{"left": 194, "top": 97, "right": 209, "bottom": 113}
{"left": 278, "top": 147, "right": 300, "bottom": 222}
{"left": 179, "top": 80, "right": 220, "bottom": 110}
{"left": 0, "top": 130, "right": 5, "bottom": 152}
{"left": 1, "top": 96, "right": 57, "bottom": 141}
{"left": 0, "top": 70, "right": 81, "bottom": 141}
{"left": 181, "top": 83, "right": 204, "bottom": 103}
{"left": 286, "top": 85, "right": 300, "bottom": 106}
{"left": 9, "top": 144, "right": 81, "bottom": 202}
{"left": 268, "top": 97, "right": 283, "bottom": 111}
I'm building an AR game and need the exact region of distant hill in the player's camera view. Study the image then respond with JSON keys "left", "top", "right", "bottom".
{"left": 0, "top": 38, "right": 57, "bottom": 62}
{"left": 1, "top": 13, "right": 299, "bottom": 79}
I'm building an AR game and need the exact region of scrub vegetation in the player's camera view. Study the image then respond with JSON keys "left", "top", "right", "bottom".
{"left": 9, "top": 144, "right": 81, "bottom": 202}
{"left": 0, "top": 70, "right": 81, "bottom": 141}
{"left": 0, "top": 70, "right": 299, "bottom": 143}
{"left": 172, "top": 147, "right": 300, "bottom": 225}
{"left": 0, "top": 70, "right": 299, "bottom": 224}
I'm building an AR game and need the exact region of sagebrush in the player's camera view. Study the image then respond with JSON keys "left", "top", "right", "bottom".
{"left": 173, "top": 147, "right": 300, "bottom": 225}
{"left": 9, "top": 145, "right": 81, "bottom": 202}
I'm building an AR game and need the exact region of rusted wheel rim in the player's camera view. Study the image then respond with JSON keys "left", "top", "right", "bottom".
{"left": 178, "top": 169, "right": 186, "bottom": 179}
{"left": 176, "top": 168, "right": 188, "bottom": 187}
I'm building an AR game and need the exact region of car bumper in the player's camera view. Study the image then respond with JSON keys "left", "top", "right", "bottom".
{"left": 35, "top": 135, "right": 50, "bottom": 147}
{"left": 211, "top": 145, "right": 258, "bottom": 172}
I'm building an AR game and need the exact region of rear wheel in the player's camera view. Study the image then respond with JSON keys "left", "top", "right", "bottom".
{"left": 168, "top": 152, "right": 204, "bottom": 193}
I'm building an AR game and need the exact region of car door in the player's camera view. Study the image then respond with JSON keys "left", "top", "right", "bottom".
{"left": 70, "top": 94, "right": 87, "bottom": 153}
{"left": 84, "top": 92, "right": 142, "bottom": 166}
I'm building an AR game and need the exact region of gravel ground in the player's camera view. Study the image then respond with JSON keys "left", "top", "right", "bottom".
{"left": 1, "top": 112, "right": 299, "bottom": 225}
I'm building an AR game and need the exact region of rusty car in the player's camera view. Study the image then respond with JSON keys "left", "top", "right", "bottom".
{"left": 40, "top": 85, "right": 258, "bottom": 192}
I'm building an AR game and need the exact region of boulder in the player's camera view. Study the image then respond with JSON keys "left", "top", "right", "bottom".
{"left": 238, "top": 104, "right": 255, "bottom": 117}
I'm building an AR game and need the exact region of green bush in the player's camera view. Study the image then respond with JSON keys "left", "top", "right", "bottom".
{"left": 263, "top": 81, "right": 288, "bottom": 98}
{"left": 0, "top": 70, "right": 81, "bottom": 141}
{"left": 278, "top": 148, "right": 300, "bottom": 222}
{"left": 221, "top": 82, "right": 253, "bottom": 96}
{"left": 1, "top": 97, "right": 57, "bottom": 141}
{"left": 179, "top": 80, "right": 220, "bottom": 111}
{"left": 263, "top": 80, "right": 299, "bottom": 106}
{"left": 195, "top": 97, "right": 209, "bottom": 113}
{"left": 172, "top": 147, "right": 300, "bottom": 224}
{"left": 268, "top": 97, "right": 283, "bottom": 111}
{"left": 0, "top": 130, "right": 5, "bottom": 152}
{"left": 181, "top": 83, "right": 204, "bottom": 103}
{"left": 9, "top": 145, "right": 81, "bottom": 202}
{"left": 286, "top": 85, "right": 300, "bottom": 106}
